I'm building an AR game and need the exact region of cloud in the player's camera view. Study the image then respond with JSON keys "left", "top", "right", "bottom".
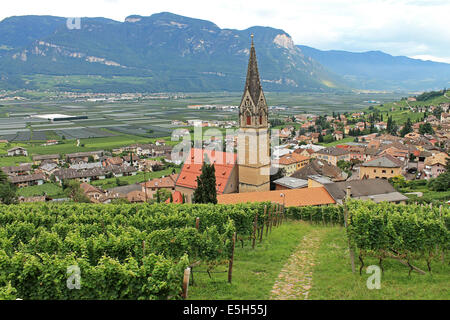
{"left": 0, "top": 0, "right": 449, "bottom": 63}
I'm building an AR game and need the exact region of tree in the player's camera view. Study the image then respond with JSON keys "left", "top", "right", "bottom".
{"left": 193, "top": 155, "right": 217, "bottom": 204}
{"left": 419, "top": 123, "right": 434, "bottom": 135}
{"left": 399, "top": 118, "right": 413, "bottom": 137}
{"left": 155, "top": 188, "right": 171, "bottom": 203}
{"left": 429, "top": 157, "right": 450, "bottom": 191}
{"left": 63, "top": 180, "right": 90, "bottom": 203}
{"left": 318, "top": 134, "right": 324, "bottom": 143}
{"left": 0, "top": 169, "right": 17, "bottom": 204}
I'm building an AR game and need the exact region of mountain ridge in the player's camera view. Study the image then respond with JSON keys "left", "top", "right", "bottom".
{"left": 298, "top": 45, "right": 450, "bottom": 91}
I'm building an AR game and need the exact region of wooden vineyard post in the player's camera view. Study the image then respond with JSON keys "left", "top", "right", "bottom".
{"left": 344, "top": 187, "right": 356, "bottom": 274}
{"left": 142, "top": 240, "right": 146, "bottom": 257}
{"left": 252, "top": 211, "right": 258, "bottom": 249}
{"left": 259, "top": 205, "right": 267, "bottom": 243}
{"left": 274, "top": 204, "right": 278, "bottom": 227}
{"left": 228, "top": 232, "right": 236, "bottom": 283}
{"left": 182, "top": 267, "right": 191, "bottom": 299}
{"left": 266, "top": 205, "right": 272, "bottom": 237}
{"left": 195, "top": 217, "right": 200, "bottom": 230}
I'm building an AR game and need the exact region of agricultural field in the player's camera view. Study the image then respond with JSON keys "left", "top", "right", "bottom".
{"left": 365, "top": 89, "right": 450, "bottom": 124}
{"left": 0, "top": 91, "right": 404, "bottom": 142}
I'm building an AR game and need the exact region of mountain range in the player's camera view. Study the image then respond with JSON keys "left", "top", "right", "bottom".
{"left": 298, "top": 46, "right": 450, "bottom": 91}
{"left": 0, "top": 12, "right": 449, "bottom": 93}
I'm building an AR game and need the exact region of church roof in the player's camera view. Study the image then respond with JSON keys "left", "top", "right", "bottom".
{"left": 175, "top": 148, "right": 237, "bottom": 194}
{"left": 244, "top": 36, "right": 262, "bottom": 105}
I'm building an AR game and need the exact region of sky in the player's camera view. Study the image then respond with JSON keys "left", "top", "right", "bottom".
{"left": 2, "top": 0, "right": 450, "bottom": 63}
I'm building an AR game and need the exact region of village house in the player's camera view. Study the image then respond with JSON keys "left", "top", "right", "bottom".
{"left": 66, "top": 151, "right": 104, "bottom": 164}
{"left": 106, "top": 183, "right": 142, "bottom": 201}
{"left": 332, "top": 131, "right": 344, "bottom": 141}
{"left": 80, "top": 183, "right": 110, "bottom": 203}
{"left": 275, "top": 153, "right": 310, "bottom": 176}
{"left": 139, "top": 159, "right": 164, "bottom": 171}
{"left": 322, "top": 179, "right": 409, "bottom": 204}
{"left": 141, "top": 173, "right": 179, "bottom": 200}
{"left": 291, "top": 159, "right": 346, "bottom": 182}
{"left": 314, "top": 147, "right": 350, "bottom": 166}
{"left": 39, "top": 162, "right": 59, "bottom": 175}
{"left": 7, "top": 147, "right": 28, "bottom": 157}
{"left": 272, "top": 176, "right": 308, "bottom": 190}
{"left": 123, "top": 154, "right": 140, "bottom": 167}
{"left": 9, "top": 173, "right": 47, "bottom": 188}
{"left": 359, "top": 154, "right": 403, "bottom": 179}
{"left": 1, "top": 164, "right": 32, "bottom": 176}
{"left": 102, "top": 156, "right": 124, "bottom": 167}
{"left": 54, "top": 167, "right": 107, "bottom": 184}
{"left": 423, "top": 152, "right": 449, "bottom": 179}
{"left": 32, "top": 154, "right": 61, "bottom": 165}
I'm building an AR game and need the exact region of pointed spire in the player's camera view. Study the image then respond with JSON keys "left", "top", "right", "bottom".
{"left": 244, "top": 34, "right": 262, "bottom": 104}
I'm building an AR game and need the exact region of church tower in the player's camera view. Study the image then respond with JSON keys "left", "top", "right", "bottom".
{"left": 237, "top": 35, "right": 271, "bottom": 193}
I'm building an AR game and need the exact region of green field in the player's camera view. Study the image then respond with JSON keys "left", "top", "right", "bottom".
{"left": 366, "top": 89, "right": 450, "bottom": 125}
{"left": 189, "top": 220, "right": 449, "bottom": 300}
{"left": 91, "top": 167, "right": 180, "bottom": 189}
{"left": 17, "top": 183, "right": 64, "bottom": 198}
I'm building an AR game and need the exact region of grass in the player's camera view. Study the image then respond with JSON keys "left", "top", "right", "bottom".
{"left": 309, "top": 226, "right": 450, "bottom": 300}
{"left": 91, "top": 167, "right": 180, "bottom": 189}
{"left": 188, "top": 220, "right": 449, "bottom": 300}
{"left": 0, "top": 155, "right": 32, "bottom": 167}
{"left": 188, "top": 220, "right": 314, "bottom": 300}
{"left": 17, "top": 183, "right": 65, "bottom": 198}
{"left": 318, "top": 136, "right": 354, "bottom": 147}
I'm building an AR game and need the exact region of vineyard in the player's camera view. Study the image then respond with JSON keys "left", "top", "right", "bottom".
{"left": 346, "top": 201, "right": 449, "bottom": 275}
{"left": 0, "top": 201, "right": 449, "bottom": 300}
{"left": 0, "top": 202, "right": 284, "bottom": 300}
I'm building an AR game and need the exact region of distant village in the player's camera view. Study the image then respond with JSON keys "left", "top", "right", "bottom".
{"left": 2, "top": 92, "right": 449, "bottom": 208}
{"left": 1, "top": 43, "right": 449, "bottom": 208}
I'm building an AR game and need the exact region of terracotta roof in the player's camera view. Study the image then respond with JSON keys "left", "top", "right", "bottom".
{"left": 217, "top": 187, "right": 335, "bottom": 207}
{"left": 176, "top": 148, "right": 237, "bottom": 194}
{"left": 143, "top": 174, "right": 178, "bottom": 189}
{"left": 127, "top": 190, "right": 146, "bottom": 203}
{"left": 165, "top": 191, "right": 183, "bottom": 203}
{"left": 424, "top": 152, "right": 449, "bottom": 166}
{"left": 278, "top": 153, "right": 309, "bottom": 165}
{"left": 294, "top": 148, "right": 315, "bottom": 155}
{"left": 104, "top": 157, "right": 123, "bottom": 166}
{"left": 80, "top": 182, "right": 103, "bottom": 195}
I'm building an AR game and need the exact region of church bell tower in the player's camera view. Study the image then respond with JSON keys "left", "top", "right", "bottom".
{"left": 237, "top": 35, "right": 271, "bottom": 193}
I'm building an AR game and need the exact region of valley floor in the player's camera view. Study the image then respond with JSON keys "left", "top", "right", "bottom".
{"left": 188, "top": 220, "right": 449, "bottom": 300}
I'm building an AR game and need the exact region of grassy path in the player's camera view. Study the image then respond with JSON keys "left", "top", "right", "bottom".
{"left": 269, "top": 228, "right": 325, "bottom": 300}
{"left": 188, "top": 220, "right": 314, "bottom": 300}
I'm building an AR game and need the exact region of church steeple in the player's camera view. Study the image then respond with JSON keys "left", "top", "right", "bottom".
{"left": 239, "top": 35, "right": 268, "bottom": 129}
{"left": 244, "top": 34, "right": 262, "bottom": 105}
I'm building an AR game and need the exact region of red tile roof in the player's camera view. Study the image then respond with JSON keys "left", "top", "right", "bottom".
{"left": 165, "top": 191, "right": 183, "bottom": 203}
{"left": 217, "top": 187, "right": 335, "bottom": 207}
{"left": 176, "top": 148, "right": 237, "bottom": 194}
